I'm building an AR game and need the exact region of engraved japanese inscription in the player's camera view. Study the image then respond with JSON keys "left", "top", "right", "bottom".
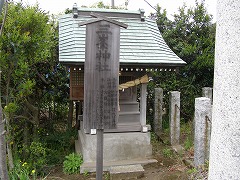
{"left": 83, "top": 21, "right": 120, "bottom": 130}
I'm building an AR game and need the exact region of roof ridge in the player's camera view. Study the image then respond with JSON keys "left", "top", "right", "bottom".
{"left": 77, "top": 7, "right": 141, "bottom": 15}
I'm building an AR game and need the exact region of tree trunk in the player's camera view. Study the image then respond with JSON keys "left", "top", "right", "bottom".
{"left": 32, "top": 108, "right": 40, "bottom": 140}
{"left": 23, "top": 119, "right": 29, "bottom": 159}
{"left": 5, "top": 115, "right": 14, "bottom": 170}
{"left": 0, "top": 106, "right": 9, "bottom": 180}
{"left": 0, "top": 0, "right": 11, "bottom": 173}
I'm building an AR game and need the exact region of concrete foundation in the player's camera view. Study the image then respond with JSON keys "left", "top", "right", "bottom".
{"left": 76, "top": 130, "right": 154, "bottom": 173}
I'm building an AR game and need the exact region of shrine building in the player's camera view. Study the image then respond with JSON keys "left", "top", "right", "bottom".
{"left": 59, "top": 5, "right": 186, "bottom": 172}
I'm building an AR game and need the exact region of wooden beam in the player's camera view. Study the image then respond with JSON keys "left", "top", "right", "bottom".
{"left": 79, "top": 13, "right": 128, "bottom": 29}
{"left": 140, "top": 83, "right": 147, "bottom": 126}
{"left": 90, "top": 13, "right": 128, "bottom": 29}
{"left": 78, "top": 18, "right": 102, "bottom": 27}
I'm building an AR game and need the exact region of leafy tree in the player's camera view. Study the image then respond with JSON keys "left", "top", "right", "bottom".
{"left": 0, "top": 0, "right": 9, "bottom": 178}
{"left": 0, "top": 2, "right": 69, "bottom": 171}
{"left": 148, "top": 1, "right": 216, "bottom": 126}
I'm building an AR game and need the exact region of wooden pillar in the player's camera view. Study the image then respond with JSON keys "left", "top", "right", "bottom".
{"left": 140, "top": 83, "right": 147, "bottom": 127}
{"left": 96, "top": 129, "right": 104, "bottom": 180}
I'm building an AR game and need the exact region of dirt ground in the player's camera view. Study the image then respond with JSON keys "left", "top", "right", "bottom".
{"left": 43, "top": 134, "right": 195, "bottom": 180}
{"left": 44, "top": 157, "right": 189, "bottom": 180}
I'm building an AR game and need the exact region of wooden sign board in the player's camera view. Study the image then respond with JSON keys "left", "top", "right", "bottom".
{"left": 83, "top": 20, "right": 121, "bottom": 130}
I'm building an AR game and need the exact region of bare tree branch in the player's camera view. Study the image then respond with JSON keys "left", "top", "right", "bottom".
{"left": 36, "top": 70, "right": 50, "bottom": 85}
{"left": 24, "top": 99, "right": 38, "bottom": 112}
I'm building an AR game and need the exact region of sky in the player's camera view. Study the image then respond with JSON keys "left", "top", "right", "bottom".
{"left": 14, "top": 0, "right": 217, "bottom": 21}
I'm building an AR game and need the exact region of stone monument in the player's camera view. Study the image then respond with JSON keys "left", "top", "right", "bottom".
{"left": 208, "top": 0, "right": 240, "bottom": 179}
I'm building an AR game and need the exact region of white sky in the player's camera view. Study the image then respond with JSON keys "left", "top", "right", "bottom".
{"left": 14, "top": 0, "right": 217, "bottom": 22}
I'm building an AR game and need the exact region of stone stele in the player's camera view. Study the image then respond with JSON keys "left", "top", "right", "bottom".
{"left": 208, "top": 0, "right": 240, "bottom": 179}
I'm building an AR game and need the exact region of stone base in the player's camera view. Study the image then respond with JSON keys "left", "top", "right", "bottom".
{"left": 80, "top": 158, "right": 157, "bottom": 173}
{"left": 110, "top": 164, "right": 144, "bottom": 180}
{"left": 76, "top": 130, "right": 155, "bottom": 173}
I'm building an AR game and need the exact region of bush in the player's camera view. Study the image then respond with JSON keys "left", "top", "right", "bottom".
{"left": 63, "top": 153, "right": 83, "bottom": 174}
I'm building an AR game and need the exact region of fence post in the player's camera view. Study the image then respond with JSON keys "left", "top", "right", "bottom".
{"left": 202, "top": 87, "right": 213, "bottom": 103}
{"left": 154, "top": 88, "right": 163, "bottom": 137}
{"left": 194, "top": 97, "right": 212, "bottom": 167}
{"left": 169, "top": 91, "right": 180, "bottom": 146}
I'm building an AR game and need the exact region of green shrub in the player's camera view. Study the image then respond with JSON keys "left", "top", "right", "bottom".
{"left": 63, "top": 153, "right": 83, "bottom": 174}
{"left": 26, "top": 141, "right": 48, "bottom": 176}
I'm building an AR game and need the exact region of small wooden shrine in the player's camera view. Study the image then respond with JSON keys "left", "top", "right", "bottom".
{"left": 59, "top": 5, "right": 186, "bottom": 172}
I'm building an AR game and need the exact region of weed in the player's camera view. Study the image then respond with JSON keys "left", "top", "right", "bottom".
{"left": 104, "top": 172, "right": 110, "bottom": 180}
{"left": 187, "top": 167, "right": 197, "bottom": 174}
{"left": 63, "top": 153, "right": 83, "bottom": 174}
{"left": 9, "top": 160, "right": 32, "bottom": 180}
{"left": 181, "top": 120, "right": 193, "bottom": 135}
{"left": 184, "top": 137, "right": 193, "bottom": 150}
{"left": 162, "top": 148, "right": 173, "bottom": 158}
{"left": 83, "top": 170, "right": 89, "bottom": 177}
{"left": 150, "top": 132, "right": 158, "bottom": 143}
{"left": 205, "top": 160, "right": 209, "bottom": 168}
{"left": 164, "top": 127, "right": 170, "bottom": 134}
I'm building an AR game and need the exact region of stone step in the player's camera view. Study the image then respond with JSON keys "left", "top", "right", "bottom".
{"left": 118, "top": 112, "right": 140, "bottom": 124}
{"left": 119, "top": 102, "right": 139, "bottom": 112}
{"left": 80, "top": 158, "right": 157, "bottom": 173}
{"left": 109, "top": 164, "right": 144, "bottom": 180}
{"left": 104, "top": 123, "right": 142, "bottom": 133}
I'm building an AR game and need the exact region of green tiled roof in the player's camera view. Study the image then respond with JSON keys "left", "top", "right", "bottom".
{"left": 59, "top": 8, "right": 186, "bottom": 67}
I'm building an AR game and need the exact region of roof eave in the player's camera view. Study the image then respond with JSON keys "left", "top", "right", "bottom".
{"left": 60, "top": 61, "right": 186, "bottom": 68}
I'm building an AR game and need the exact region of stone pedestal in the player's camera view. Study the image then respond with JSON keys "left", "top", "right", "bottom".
{"left": 208, "top": 0, "right": 240, "bottom": 179}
